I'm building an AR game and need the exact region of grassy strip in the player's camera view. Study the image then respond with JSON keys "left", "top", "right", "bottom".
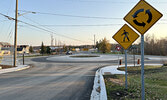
{"left": 104, "top": 65, "right": 167, "bottom": 99}
{"left": 18, "top": 54, "right": 49, "bottom": 58}
{"left": 117, "top": 65, "right": 162, "bottom": 73}
{"left": 70, "top": 55, "right": 99, "bottom": 58}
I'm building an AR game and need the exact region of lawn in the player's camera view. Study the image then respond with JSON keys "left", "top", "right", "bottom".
{"left": 104, "top": 65, "right": 167, "bottom": 99}
{"left": 70, "top": 55, "right": 99, "bottom": 58}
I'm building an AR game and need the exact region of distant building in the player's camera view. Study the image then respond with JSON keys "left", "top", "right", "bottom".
{"left": 17, "top": 45, "right": 30, "bottom": 54}
{"left": 32, "top": 46, "right": 41, "bottom": 53}
{"left": 0, "top": 42, "right": 11, "bottom": 48}
{"left": 0, "top": 42, "right": 12, "bottom": 56}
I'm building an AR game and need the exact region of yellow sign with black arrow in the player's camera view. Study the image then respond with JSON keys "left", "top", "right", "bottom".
{"left": 124, "top": 0, "right": 163, "bottom": 35}
{"left": 112, "top": 24, "right": 139, "bottom": 50}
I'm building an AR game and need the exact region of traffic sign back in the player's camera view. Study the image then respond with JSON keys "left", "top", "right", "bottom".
{"left": 124, "top": 0, "right": 163, "bottom": 35}
{"left": 116, "top": 45, "right": 121, "bottom": 51}
{"left": 113, "top": 24, "right": 139, "bottom": 50}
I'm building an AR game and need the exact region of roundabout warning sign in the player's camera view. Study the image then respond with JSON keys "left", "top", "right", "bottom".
{"left": 124, "top": 0, "right": 163, "bottom": 35}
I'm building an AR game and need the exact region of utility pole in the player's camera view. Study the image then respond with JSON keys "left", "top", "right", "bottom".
{"left": 51, "top": 34, "right": 54, "bottom": 46}
{"left": 14, "top": 0, "right": 18, "bottom": 67}
{"left": 55, "top": 38, "right": 57, "bottom": 46}
{"left": 94, "top": 34, "right": 96, "bottom": 52}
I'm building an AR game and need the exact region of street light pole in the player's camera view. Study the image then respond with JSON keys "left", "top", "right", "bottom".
{"left": 14, "top": 0, "right": 18, "bottom": 67}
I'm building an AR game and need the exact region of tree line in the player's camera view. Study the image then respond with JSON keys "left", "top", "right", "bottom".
{"left": 29, "top": 35, "right": 167, "bottom": 56}
{"left": 144, "top": 34, "right": 167, "bottom": 56}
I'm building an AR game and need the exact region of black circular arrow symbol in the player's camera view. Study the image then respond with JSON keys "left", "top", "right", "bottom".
{"left": 132, "top": 9, "right": 152, "bottom": 27}
{"left": 146, "top": 9, "right": 152, "bottom": 23}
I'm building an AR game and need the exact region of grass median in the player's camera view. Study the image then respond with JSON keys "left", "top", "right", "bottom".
{"left": 104, "top": 65, "right": 167, "bottom": 99}
{"left": 70, "top": 55, "right": 99, "bottom": 58}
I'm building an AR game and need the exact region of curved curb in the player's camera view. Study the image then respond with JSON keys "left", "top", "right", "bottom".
{"left": 46, "top": 55, "right": 123, "bottom": 63}
{"left": 90, "top": 64, "right": 163, "bottom": 100}
{"left": 16, "top": 65, "right": 31, "bottom": 71}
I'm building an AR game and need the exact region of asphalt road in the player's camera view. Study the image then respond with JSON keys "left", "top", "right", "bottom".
{"left": 0, "top": 56, "right": 112, "bottom": 100}
{"left": 0, "top": 54, "right": 165, "bottom": 100}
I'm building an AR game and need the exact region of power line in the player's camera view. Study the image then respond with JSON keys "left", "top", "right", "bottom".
{"left": 62, "top": 0, "right": 137, "bottom": 3}
{"left": 18, "top": 24, "right": 123, "bottom": 27}
{"left": 21, "top": 15, "right": 90, "bottom": 43}
{"left": 18, "top": 10, "right": 122, "bottom": 20}
{"left": 20, "top": 15, "right": 123, "bottom": 27}
{"left": 20, "top": 20, "right": 89, "bottom": 43}
{"left": 21, "top": 15, "right": 91, "bottom": 43}
{"left": 20, "top": 16, "right": 123, "bottom": 26}
{"left": 60, "top": 0, "right": 167, "bottom": 4}
{"left": 0, "top": 20, "right": 10, "bottom": 23}
{"left": 0, "top": 13, "right": 89, "bottom": 44}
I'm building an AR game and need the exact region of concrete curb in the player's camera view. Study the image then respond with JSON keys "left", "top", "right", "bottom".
{"left": 90, "top": 64, "right": 163, "bottom": 100}
{"left": 0, "top": 65, "right": 30, "bottom": 74}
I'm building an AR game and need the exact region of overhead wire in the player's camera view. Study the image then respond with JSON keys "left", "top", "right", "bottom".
{"left": 0, "top": 13, "right": 89, "bottom": 44}
{"left": 6, "top": 21, "right": 14, "bottom": 41}
{"left": 18, "top": 10, "right": 167, "bottom": 24}
{"left": 0, "top": 0, "right": 13, "bottom": 41}
{"left": 18, "top": 10, "right": 122, "bottom": 20}
{"left": 19, "top": 11, "right": 123, "bottom": 27}
{"left": 21, "top": 15, "right": 90, "bottom": 43}
{"left": 18, "top": 24, "right": 123, "bottom": 27}
{"left": 20, "top": 21, "right": 89, "bottom": 43}
{"left": 0, "top": 20, "right": 10, "bottom": 23}
{"left": 21, "top": 15, "right": 86, "bottom": 41}
{"left": 54, "top": 0, "right": 167, "bottom": 4}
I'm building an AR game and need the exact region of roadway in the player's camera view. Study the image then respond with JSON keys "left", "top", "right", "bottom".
{"left": 0, "top": 54, "right": 165, "bottom": 100}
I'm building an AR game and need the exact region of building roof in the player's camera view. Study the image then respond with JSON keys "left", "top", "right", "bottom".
{"left": 18, "top": 45, "right": 29, "bottom": 48}
{"left": 0, "top": 42, "right": 11, "bottom": 47}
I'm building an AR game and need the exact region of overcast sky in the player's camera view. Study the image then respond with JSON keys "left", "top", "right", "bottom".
{"left": 0, "top": 0, "right": 166, "bottom": 46}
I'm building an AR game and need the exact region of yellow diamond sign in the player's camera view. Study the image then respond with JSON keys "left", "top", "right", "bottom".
{"left": 124, "top": 0, "right": 163, "bottom": 35}
{"left": 112, "top": 24, "right": 139, "bottom": 50}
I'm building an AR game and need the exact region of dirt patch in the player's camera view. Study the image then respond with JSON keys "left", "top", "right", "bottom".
{"left": 108, "top": 78, "right": 124, "bottom": 86}
{"left": 0, "top": 65, "right": 15, "bottom": 69}
{"left": 104, "top": 75, "right": 130, "bottom": 99}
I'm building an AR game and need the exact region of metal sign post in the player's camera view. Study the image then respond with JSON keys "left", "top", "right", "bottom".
{"left": 141, "top": 35, "right": 145, "bottom": 100}
{"left": 131, "top": 45, "right": 137, "bottom": 67}
{"left": 116, "top": 46, "right": 121, "bottom": 67}
{"left": 113, "top": 24, "right": 139, "bottom": 90}
{"left": 122, "top": 0, "right": 162, "bottom": 99}
{"left": 125, "top": 50, "right": 128, "bottom": 89}
{"left": 118, "top": 51, "right": 119, "bottom": 67}
{"left": 133, "top": 49, "right": 135, "bottom": 67}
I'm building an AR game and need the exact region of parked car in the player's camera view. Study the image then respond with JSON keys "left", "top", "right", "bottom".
{"left": 66, "top": 51, "right": 72, "bottom": 55}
